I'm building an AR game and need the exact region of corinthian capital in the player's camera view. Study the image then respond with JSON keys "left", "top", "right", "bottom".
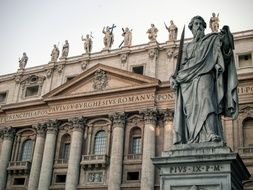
{"left": 1, "top": 126, "right": 15, "bottom": 140}
{"left": 162, "top": 109, "right": 174, "bottom": 122}
{"left": 46, "top": 119, "right": 59, "bottom": 134}
{"left": 68, "top": 116, "right": 86, "bottom": 132}
{"left": 33, "top": 123, "right": 47, "bottom": 137}
{"left": 110, "top": 112, "right": 126, "bottom": 128}
{"left": 141, "top": 108, "right": 158, "bottom": 124}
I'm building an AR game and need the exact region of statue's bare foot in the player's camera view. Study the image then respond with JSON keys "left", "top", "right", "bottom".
{"left": 210, "top": 134, "right": 221, "bottom": 142}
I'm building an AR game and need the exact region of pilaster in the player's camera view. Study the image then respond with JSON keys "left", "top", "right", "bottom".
{"left": 162, "top": 109, "right": 174, "bottom": 151}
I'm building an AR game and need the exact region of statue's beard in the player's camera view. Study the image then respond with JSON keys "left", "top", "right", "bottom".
{"left": 193, "top": 29, "right": 204, "bottom": 41}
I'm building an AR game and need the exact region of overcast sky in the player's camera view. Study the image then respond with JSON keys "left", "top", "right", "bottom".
{"left": 0, "top": 0, "right": 253, "bottom": 75}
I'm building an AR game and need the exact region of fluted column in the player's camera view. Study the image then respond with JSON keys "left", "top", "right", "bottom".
{"left": 108, "top": 112, "right": 126, "bottom": 190}
{"left": 38, "top": 120, "right": 59, "bottom": 190}
{"left": 0, "top": 127, "right": 15, "bottom": 190}
{"left": 65, "top": 117, "right": 86, "bottom": 190}
{"left": 163, "top": 109, "right": 174, "bottom": 151}
{"left": 140, "top": 108, "right": 157, "bottom": 190}
{"left": 28, "top": 123, "right": 46, "bottom": 190}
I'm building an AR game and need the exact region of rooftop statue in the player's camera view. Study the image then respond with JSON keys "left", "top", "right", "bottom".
{"left": 147, "top": 24, "right": 158, "bottom": 42}
{"left": 19, "top": 52, "right": 28, "bottom": 70}
{"left": 209, "top": 12, "right": 220, "bottom": 32}
{"left": 82, "top": 34, "right": 93, "bottom": 54}
{"left": 120, "top": 27, "right": 132, "bottom": 47}
{"left": 170, "top": 16, "right": 238, "bottom": 144}
{"left": 60, "top": 40, "right": 69, "bottom": 59}
{"left": 102, "top": 24, "right": 116, "bottom": 50}
{"left": 165, "top": 20, "right": 178, "bottom": 41}
{"left": 50, "top": 44, "right": 60, "bottom": 62}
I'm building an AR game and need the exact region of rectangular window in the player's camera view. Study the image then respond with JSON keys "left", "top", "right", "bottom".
{"left": 132, "top": 66, "right": 144, "bottom": 75}
{"left": 239, "top": 54, "right": 252, "bottom": 67}
{"left": 132, "top": 137, "right": 141, "bottom": 154}
{"left": 25, "top": 86, "right": 39, "bottom": 97}
{"left": 55, "top": 174, "right": 66, "bottom": 183}
{"left": 13, "top": 178, "right": 25, "bottom": 185}
{"left": 127, "top": 172, "right": 140, "bottom": 181}
{"left": 0, "top": 92, "right": 7, "bottom": 103}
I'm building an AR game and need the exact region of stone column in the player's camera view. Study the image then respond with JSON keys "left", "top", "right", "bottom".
{"left": 38, "top": 120, "right": 58, "bottom": 190}
{"left": 65, "top": 117, "right": 86, "bottom": 190}
{"left": 108, "top": 112, "right": 126, "bottom": 190}
{"left": 28, "top": 123, "right": 46, "bottom": 190}
{"left": 163, "top": 109, "right": 174, "bottom": 151}
{"left": 140, "top": 108, "right": 157, "bottom": 190}
{"left": 0, "top": 127, "right": 15, "bottom": 190}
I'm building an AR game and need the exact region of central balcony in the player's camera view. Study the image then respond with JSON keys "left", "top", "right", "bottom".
{"left": 80, "top": 154, "right": 110, "bottom": 169}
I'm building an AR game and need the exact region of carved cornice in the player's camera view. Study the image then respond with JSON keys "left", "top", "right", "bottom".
{"left": 69, "top": 116, "right": 86, "bottom": 132}
{"left": 32, "top": 123, "right": 47, "bottom": 137}
{"left": 141, "top": 108, "right": 158, "bottom": 124}
{"left": 110, "top": 112, "right": 126, "bottom": 128}
{"left": 0, "top": 126, "right": 15, "bottom": 140}
{"left": 45, "top": 119, "right": 59, "bottom": 134}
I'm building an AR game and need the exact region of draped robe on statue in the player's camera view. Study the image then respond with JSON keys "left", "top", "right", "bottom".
{"left": 173, "top": 33, "right": 238, "bottom": 144}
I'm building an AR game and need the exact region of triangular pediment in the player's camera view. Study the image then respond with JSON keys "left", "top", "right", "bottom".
{"left": 43, "top": 64, "right": 159, "bottom": 100}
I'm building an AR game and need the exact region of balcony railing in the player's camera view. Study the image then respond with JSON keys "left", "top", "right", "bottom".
{"left": 238, "top": 147, "right": 253, "bottom": 155}
{"left": 54, "top": 159, "right": 69, "bottom": 168}
{"left": 81, "top": 154, "right": 110, "bottom": 168}
{"left": 7, "top": 161, "right": 31, "bottom": 174}
{"left": 126, "top": 154, "right": 142, "bottom": 160}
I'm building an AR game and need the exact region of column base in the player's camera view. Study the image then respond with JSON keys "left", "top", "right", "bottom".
{"left": 152, "top": 142, "right": 250, "bottom": 190}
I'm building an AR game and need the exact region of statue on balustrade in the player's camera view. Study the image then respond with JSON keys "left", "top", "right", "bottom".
{"left": 170, "top": 15, "right": 238, "bottom": 144}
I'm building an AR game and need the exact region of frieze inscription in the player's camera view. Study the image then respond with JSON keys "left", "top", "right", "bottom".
{"left": 0, "top": 92, "right": 175, "bottom": 123}
{"left": 238, "top": 86, "right": 253, "bottom": 95}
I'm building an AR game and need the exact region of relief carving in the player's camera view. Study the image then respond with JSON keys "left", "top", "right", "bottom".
{"left": 148, "top": 48, "right": 159, "bottom": 60}
{"left": 33, "top": 123, "right": 47, "bottom": 137}
{"left": 162, "top": 109, "right": 174, "bottom": 122}
{"left": 120, "top": 53, "right": 128, "bottom": 63}
{"left": 69, "top": 116, "right": 86, "bottom": 132}
{"left": 87, "top": 172, "right": 103, "bottom": 183}
{"left": 81, "top": 60, "right": 89, "bottom": 70}
{"left": 93, "top": 69, "right": 108, "bottom": 91}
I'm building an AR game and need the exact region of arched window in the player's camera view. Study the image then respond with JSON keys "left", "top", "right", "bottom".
{"left": 60, "top": 134, "right": 71, "bottom": 161}
{"left": 243, "top": 118, "right": 253, "bottom": 147}
{"left": 93, "top": 131, "right": 106, "bottom": 155}
{"left": 130, "top": 127, "right": 142, "bottom": 154}
{"left": 20, "top": 139, "right": 33, "bottom": 161}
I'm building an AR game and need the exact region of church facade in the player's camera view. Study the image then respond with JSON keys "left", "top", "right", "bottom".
{"left": 0, "top": 29, "right": 253, "bottom": 190}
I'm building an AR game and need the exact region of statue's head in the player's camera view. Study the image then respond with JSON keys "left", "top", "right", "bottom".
{"left": 86, "top": 34, "right": 89, "bottom": 38}
{"left": 151, "top": 24, "right": 155, "bottom": 27}
{"left": 125, "top": 27, "right": 129, "bottom": 31}
{"left": 188, "top": 16, "right": 206, "bottom": 40}
{"left": 212, "top": 12, "right": 216, "bottom": 17}
{"left": 170, "top": 20, "right": 173, "bottom": 24}
{"left": 65, "top": 40, "right": 68, "bottom": 43}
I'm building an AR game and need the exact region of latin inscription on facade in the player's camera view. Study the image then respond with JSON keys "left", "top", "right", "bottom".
{"left": 238, "top": 86, "right": 253, "bottom": 95}
{"left": 0, "top": 92, "right": 175, "bottom": 123}
{"left": 167, "top": 164, "right": 222, "bottom": 175}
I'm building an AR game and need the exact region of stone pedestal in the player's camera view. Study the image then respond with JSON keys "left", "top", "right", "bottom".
{"left": 152, "top": 142, "right": 250, "bottom": 190}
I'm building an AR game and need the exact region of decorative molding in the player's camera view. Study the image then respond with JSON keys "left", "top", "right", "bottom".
{"left": 46, "top": 68, "right": 54, "bottom": 78}
{"left": 93, "top": 69, "right": 108, "bottom": 91}
{"left": 57, "top": 64, "right": 64, "bottom": 73}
